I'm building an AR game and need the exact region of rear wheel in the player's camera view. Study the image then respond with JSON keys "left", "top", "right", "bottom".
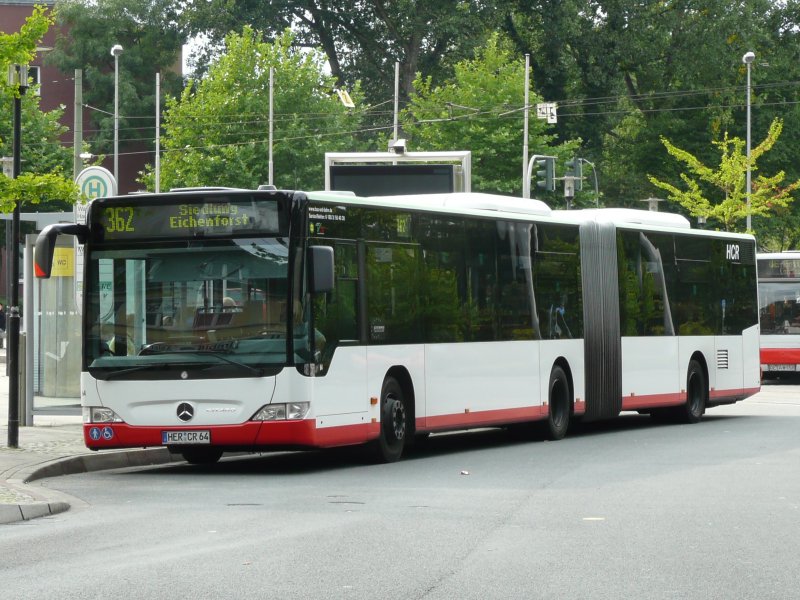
{"left": 678, "top": 359, "right": 707, "bottom": 424}
{"left": 180, "top": 447, "right": 223, "bottom": 465}
{"left": 543, "top": 365, "right": 571, "bottom": 440}
{"left": 370, "top": 376, "right": 408, "bottom": 463}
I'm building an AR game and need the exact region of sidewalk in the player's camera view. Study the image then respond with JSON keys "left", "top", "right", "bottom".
{"left": 0, "top": 347, "right": 180, "bottom": 524}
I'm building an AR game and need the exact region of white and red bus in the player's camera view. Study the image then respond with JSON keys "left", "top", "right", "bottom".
{"left": 35, "top": 189, "right": 760, "bottom": 463}
{"left": 757, "top": 251, "right": 800, "bottom": 376}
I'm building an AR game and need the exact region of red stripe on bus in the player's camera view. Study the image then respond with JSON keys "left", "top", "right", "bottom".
{"left": 709, "top": 387, "right": 760, "bottom": 400}
{"left": 621, "top": 387, "right": 760, "bottom": 411}
{"left": 84, "top": 422, "right": 263, "bottom": 449}
{"left": 84, "top": 420, "right": 376, "bottom": 451}
{"left": 84, "top": 387, "right": 759, "bottom": 452}
{"left": 418, "top": 405, "right": 548, "bottom": 432}
{"left": 621, "top": 392, "right": 684, "bottom": 410}
{"left": 760, "top": 347, "right": 800, "bottom": 364}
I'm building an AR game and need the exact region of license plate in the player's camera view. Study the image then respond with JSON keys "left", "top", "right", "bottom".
{"left": 162, "top": 430, "right": 211, "bottom": 444}
{"left": 766, "top": 364, "right": 796, "bottom": 372}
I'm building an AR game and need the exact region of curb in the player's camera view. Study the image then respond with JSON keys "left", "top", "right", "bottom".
{"left": 1, "top": 448, "right": 183, "bottom": 525}
{"left": 0, "top": 501, "right": 69, "bottom": 524}
{"left": 21, "top": 447, "right": 183, "bottom": 484}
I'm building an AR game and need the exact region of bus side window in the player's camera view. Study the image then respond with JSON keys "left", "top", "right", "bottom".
{"left": 312, "top": 240, "right": 359, "bottom": 356}
{"left": 366, "top": 242, "right": 423, "bottom": 344}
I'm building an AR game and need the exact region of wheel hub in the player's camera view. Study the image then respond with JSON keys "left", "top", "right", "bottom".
{"left": 390, "top": 398, "right": 406, "bottom": 440}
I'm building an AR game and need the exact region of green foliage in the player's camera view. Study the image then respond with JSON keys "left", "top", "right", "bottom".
{"left": 0, "top": 172, "right": 78, "bottom": 213}
{"left": 0, "top": 80, "right": 73, "bottom": 172}
{"left": 648, "top": 119, "right": 799, "bottom": 232}
{"left": 29, "top": 0, "right": 800, "bottom": 244}
{"left": 1, "top": 6, "right": 79, "bottom": 211}
{"left": 182, "top": 0, "right": 502, "bottom": 107}
{"left": 146, "top": 28, "right": 363, "bottom": 191}
{"left": 49, "top": 0, "right": 185, "bottom": 156}
{"left": 0, "top": 4, "right": 51, "bottom": 67}
{"left": 400, "top": 33, "right": 579, "bottom": 199}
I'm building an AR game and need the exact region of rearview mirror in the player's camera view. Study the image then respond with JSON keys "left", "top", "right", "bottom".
{"left": 34, "top": 223, "right": 89, "bottom": 279}
{"left": 307, "top": 245, "right": 334, "bottom": 294}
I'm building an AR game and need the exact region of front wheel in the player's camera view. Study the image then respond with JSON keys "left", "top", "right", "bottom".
{"left": 180, "top": 447, "right": 223, "bottom": 465}
{"left": 369, "top": 376, "right": 408, "bottom": 463}
{"left": 543, "top": 365, "right": 571, "bottom": 440}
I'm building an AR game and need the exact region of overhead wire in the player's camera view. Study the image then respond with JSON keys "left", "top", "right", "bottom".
{"left": 14, "top": 79, "right": 800, "bottom": 156}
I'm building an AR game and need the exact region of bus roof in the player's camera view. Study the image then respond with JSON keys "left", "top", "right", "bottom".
{"left": 95, "top": 188, "right": 752, "bottom": 240}
{"left": 312, "top": 191, "right": 761, "bottom": 241}
{"left": 757, "top": 251, "right": 800, "bottom": 259}
{"left": 306, "top": 191, "right": 710, "bottom": 233}
{"left": 551, "top": 207, "right": 691, "bottom": 229}
{"left": 353, "top": 192, "right": 553, "bottom": 216}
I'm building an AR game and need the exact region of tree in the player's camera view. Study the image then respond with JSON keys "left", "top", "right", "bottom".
{"left": 1, "top": 5, "right": 78, "bottom": 213}
{"left": 48, "top": 0, "right": 185, "bottom": 158}
{"left": 400, "top": 33, "right": 579, "bottom": 199}
{"left": 145, "top": 28, "right": 363, "bottom": 191}
{"left": 500, "top": 0, "right": 800, "bottom": 212}
{"left": 182, "top": 0, "right": 502, "bottom": 107}
{"left": 648, "top": 118, "right": 799, "bottom": 232}
{"left": 0, "top": 79, "right": 74, "bottom": 210}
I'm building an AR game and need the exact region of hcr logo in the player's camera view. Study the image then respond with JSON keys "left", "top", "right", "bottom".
{"left": 726, "top": 244, "right": 740, "bottom": 261}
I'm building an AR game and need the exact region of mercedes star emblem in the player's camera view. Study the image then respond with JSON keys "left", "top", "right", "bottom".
{"left": 177, "top": 402, "right": 194, "bottom": 422}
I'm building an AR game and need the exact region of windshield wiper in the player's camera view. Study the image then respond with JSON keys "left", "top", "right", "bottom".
{"left": 139, "top": 341, "right": 238, "bottom": 355}
{"left": 94, "top": 364, "right": 165, "bottom": 381}
{"left": 181, "top": 351, "right": 264, "bottom": 376}
{"left": 138, "top": 342, "right": 263, "bottom": 376}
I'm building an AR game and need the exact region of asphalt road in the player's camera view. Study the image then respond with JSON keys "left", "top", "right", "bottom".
{"left": 3, "top": 384, "right": 800, "bottom": 600}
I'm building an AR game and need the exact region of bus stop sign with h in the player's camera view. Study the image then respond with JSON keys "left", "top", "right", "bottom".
{"left": 74, "top": 167, "right": 117, "bottom": 309}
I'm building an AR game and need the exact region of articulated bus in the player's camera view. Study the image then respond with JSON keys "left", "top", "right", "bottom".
{"left": 35, "top": 189, "right": 760, "bottom": 464}
{"left": 757, "top": 251, "right": 800, "bottom": 376}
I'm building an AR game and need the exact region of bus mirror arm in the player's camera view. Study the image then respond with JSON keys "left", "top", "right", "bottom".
{"left": 308, "top": 245, "right": 334, "bottom": 294}
{"left": 34, "top": 223, "right": 90, "bottom": 279}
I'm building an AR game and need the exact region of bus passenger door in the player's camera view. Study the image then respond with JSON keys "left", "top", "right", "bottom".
{"left": 311, "top": 240, "right": 368, "bottom": 420}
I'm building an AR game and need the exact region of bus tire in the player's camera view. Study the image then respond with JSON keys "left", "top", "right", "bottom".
{"left": 181, "top": 447, "right": 223, "bottom": 465}
{"left": 543, "top": 365, "right": 571, "bottom": 440}
{"left": 371, "top": 376, "right": 408, "bottom": 463}
{"left": 679, "top": 359, "right": 707, "bottom": 424}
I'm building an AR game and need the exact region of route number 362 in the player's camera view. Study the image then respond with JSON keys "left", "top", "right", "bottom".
{"left": 105, "top": 207, "right": 135, "bottom": 233}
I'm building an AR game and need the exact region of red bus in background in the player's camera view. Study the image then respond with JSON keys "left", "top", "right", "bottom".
{"left": 758, "top": 252, "right": 800, "bottom": 376}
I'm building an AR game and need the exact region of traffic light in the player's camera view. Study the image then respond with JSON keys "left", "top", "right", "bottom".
{"left": 565, "top": 157, "right": 583, "bottom": 191}
{"left": 535, "top": 157, "right": 555, "bottom": 192}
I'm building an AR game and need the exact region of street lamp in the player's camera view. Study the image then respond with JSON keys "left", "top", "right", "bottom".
{"left": 111, "top": 44, "right": 123, "bottom": 186}
{"left": 6, "top": 63, "right": 29, "bottom": 448}
{"left": 743, "top": 50, "right": 755, "bottom": 232}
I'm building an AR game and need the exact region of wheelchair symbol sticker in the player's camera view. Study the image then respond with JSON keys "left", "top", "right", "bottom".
{"left": 102, "top": 426, "right": 114, "bottom": 440}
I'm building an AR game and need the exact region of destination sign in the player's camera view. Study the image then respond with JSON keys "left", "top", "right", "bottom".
{"left": 92, "top": 199, "right": 282, "bottom": 240}
{"left": 758, "top": 258, "right": 800, "bottom": 279}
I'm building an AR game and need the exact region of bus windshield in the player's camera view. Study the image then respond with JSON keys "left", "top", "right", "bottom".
{"left": 85, "top": 236, "right": 301, "bottom": 376}
{"left": 759, "top": 280, "right": 800, "bottom": 335}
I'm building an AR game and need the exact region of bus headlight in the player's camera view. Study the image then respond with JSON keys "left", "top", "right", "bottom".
{"left": 83, "top": 407, "right": 124, "bottom": 424}
{"left": 287, "top": 402, "right": 310, "bottom": 420}
{"left": 252, "top": 402, "right": 309, "bottom": 421}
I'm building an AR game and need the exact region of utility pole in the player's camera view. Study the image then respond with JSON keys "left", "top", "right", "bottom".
{"left": 8, "top": 63, "right": 28, "bottom": 448}
{"left": 268, "top": 67, "right": 273, "bottom": 187}
{"left": 155, "top": 72, "right": 161, "bottom": 193}
{"left": 73, "top": 69, "right": 82, "bottom": 179}
{"left": 111, "top": 44, "right": 123, "bottom": 185}
{"left": 522, "top": 54, "right": 530, "bottom": 199}
{"left": 743, "top": 51, "right": 755, "bottom": 231}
